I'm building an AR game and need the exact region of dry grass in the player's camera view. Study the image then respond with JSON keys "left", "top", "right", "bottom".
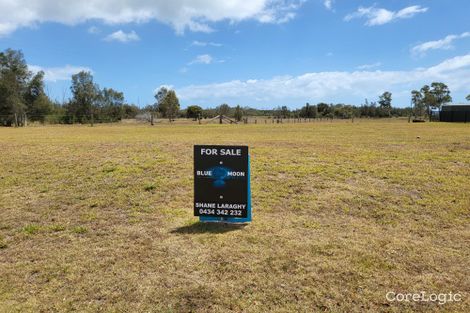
{"left": 0, "top": 119, "right": 469, "bottom": 312}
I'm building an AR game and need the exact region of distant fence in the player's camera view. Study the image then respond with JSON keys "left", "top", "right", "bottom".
{"left": 439, "top": 111, "right": 470, "bottom": 123}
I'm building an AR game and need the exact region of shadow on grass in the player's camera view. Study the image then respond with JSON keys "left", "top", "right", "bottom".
{"left": 171, "top": 222, "right": 247, "bottom": 234}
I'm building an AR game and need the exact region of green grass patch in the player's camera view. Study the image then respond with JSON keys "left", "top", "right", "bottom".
{"left": 48, "top": 224, "right": 66, "bottom": 232}
{"left": 143, "top": 183, "right": 156, "bottom": 192}
{"left": 72, "top": 226, "right": 88, "bottom": 234}
{"left": 0, "top": 236, "right": 6, "bottom": 249}
{"left": 22, "top": 224, "right": 41, "bottom": 235}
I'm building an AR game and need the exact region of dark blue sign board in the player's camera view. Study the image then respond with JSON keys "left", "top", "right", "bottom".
{"left": 194, "top": 145, "right": 252, "bottom": 223}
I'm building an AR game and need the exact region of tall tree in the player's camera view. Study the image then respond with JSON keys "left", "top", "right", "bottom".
{"left": 234, "top": 105, "right": 243, "bottom": 122}
{"left": 317, "top": 103, "right": 330, "bottom": 117}
{"left": 217, "top": 103, "right": 230, "bottom": 116}
{"left": 155, "top": 87, "right": 169, "bottom": 117}
{"left": 216, "top": 103, "right": 230, "bottom": 124}
{"left": 300, "top": 102, "right": 317, "bottom": 118}
{"left": 411, "top": 90, "right": 425, "bottom": 117}
{"left": 158, "top": 90, "right": 180, "bottom": 122}
{"left": 430, "top": 82, "right": 452, "bottom": 109}
{"left": 99, "top": 88, "right": 124, "bottom": 122}
{"left": 378, "top": 91, "right": 392, "bottom": 117}
{"left": 281, "top": 106, "right": 290, "bottom": 118}
{"left": 420, "top": 85, "right": 435, "bottom": 116}
{"left": 69, "top": 71, "right": 100, "bottom": 124}
{"left": 0, "top": 49, "right": 30, "bottom": 126}
{"left": 24, "top": 71, "right": 52, "bottom": 122}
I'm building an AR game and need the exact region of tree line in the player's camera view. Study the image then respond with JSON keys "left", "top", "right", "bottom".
{"left": 1, "top": 48, "right": 468, "bottom": 127}
{"left": 0, "top": 49, "right": 139, "bottom": 126}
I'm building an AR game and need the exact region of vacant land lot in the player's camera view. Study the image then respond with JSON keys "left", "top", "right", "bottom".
{"left": 0, "top": 120, "right": 469, "bottom": 312}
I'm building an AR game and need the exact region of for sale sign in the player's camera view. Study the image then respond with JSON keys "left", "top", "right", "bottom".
{"left": 194, "top": 145, "right": 249, "bottom": 218}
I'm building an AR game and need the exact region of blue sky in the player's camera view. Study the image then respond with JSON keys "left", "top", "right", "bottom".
{"left": 1, "top": 0, "right": 470, "bottom": 108}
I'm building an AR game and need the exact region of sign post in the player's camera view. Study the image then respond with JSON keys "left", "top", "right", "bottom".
{"left": 194, "top": 145, "right": 252, "bottom": 223}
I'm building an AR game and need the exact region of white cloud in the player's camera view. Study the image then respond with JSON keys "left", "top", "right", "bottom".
{"left": 189, "top": 54, "right": 213, "bottom": 65}
{"left": 29, "top": 65, "right": 92, "bottom": 82}
{"left": 324, "top": 0, "right": 334, "bottom": 11}
{"left": 104, "top": 30, "right": 140, "bottom": 43}
{"left": 191, "top": 40, "right": 223, "bottom": 47}
{"left": 0, "top": 0, "right": 304, "bottom": 36}
{"left": 411, "top": 32, "right": 470, "bottom": 56}
{"left": 356, "top": 62, "right": 382, "bottom": 70}
{"left": 256, "top": 0, "right": 304, "bottom": 24}
{"left": 175, "top": 54, "right": 470, "bottom": 106}
{"left": 345, "top": 5, "right": 428, "bottom": 26}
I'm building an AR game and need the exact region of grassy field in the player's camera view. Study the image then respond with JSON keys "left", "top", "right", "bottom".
{"left": 0, "top": 120, "right": 469, "bottom": 312}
